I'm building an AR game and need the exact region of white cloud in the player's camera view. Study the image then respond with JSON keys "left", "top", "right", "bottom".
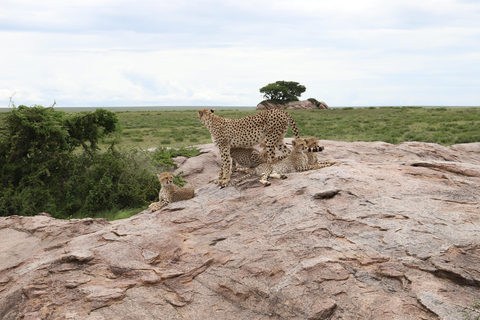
{"left": 1, "top": 0, "right": 480, "bottom": 107}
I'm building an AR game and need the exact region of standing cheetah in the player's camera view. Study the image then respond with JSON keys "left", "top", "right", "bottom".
{"left": 198, "top": 109, "right": 300, "bottom": 186}
{"left": 149, "top": 172, "right": 194, "bottom": 211}
{"left": 231, "top": 138, "right": 337, "bottom": 187}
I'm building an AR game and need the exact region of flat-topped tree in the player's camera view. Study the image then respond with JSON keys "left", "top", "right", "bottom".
{"left": 259, "top": 81, "right": 306, "bottom": 103}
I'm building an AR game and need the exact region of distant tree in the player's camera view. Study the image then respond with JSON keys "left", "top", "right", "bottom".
{"left": 259, "top": 81, "right": 306, "bottom": 102}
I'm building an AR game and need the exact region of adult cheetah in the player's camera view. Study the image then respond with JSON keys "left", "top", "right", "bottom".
{"left": 198, "top": 109, "right": 300, "bottom": 185}
{"left": 231, "top": 138, "right": 337, "bottom": 187}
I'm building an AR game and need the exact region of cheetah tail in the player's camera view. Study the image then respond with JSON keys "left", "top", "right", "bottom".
{"left": 286, "top": 112, "right": 300, "bottom": 139}
{"left": 314, "top": 161, "right": 339, "bottom": 169}
{"left": 230, "top": 172, "right": 255, "bottom": 186}
{"left": 308, "top": 146, "right": 324, "bottom": 152}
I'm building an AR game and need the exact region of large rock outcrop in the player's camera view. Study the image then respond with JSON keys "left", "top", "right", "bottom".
{"left": 1, "top": 140, "right": 480, "bottom": 320}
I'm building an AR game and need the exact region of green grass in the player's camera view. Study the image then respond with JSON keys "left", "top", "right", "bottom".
{"left": 106, "top": 107, "right": 480, "bottom": 149}
{"left": 1, "top": 107, "right": 480, "bottom": 149}
{"left": 461, "top": 299, "right": 480, "bottom": 320}
{"left": 68, "top": 206, "right": 148, "bottom": 221}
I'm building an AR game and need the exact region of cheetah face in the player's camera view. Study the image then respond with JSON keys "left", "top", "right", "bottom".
{"left": 291, "top": 138, "right": 308, "bottom": 152}
{"left": 197, "top": 109, "right": 215, "bottom": 124}
{"left": 304, "top": 137, "right": 324, "bottom": 152}
{"left": 158, "top": 172, "right": 174, "bottom": 186}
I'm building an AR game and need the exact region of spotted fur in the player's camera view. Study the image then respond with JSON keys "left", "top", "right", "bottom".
{"left": 304, "top": 137, "right": 324, "bottom": 165}
{"left": 198, "top": 109, "right": 300, "bottom": 185}
{"left": 230, "top": 147, "right": 266, "bottom": 173}
{"left": 149, "top": 172, "right": 194, "bottom": 211}
{"left": 265, "top": 137, "right": 324, "bottom": 165}
{"left": 231, "top": 138, "right": 338, "bottom": 187}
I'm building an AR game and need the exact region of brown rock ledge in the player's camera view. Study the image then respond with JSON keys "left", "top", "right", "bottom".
{"left": 1, "top": 140, "right": 480, "bottom": 319}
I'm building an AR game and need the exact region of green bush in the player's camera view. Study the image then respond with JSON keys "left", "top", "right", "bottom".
{"left": 0, "top": 105, "right": 201, "bottom": 219}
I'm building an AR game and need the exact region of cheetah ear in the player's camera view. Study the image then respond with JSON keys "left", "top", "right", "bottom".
{"left": 157, "top": 173, "right": 162, "bottom": 181}
{"left": 291, "top": 140, "right": 296, "bottom": 147}
{"left": 210, "top": 109, "right": 215, "bottom": 113}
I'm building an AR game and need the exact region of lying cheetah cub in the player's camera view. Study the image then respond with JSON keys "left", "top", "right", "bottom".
{"left": 149, "top": 172, "right": 194, "bottom": 211}
{"left": 230, "top": 147, "right": 266, "bottom": 173}
{"left": 262, "top": 137, "right": 324, "bottom": 165}
{"left": 231, "top": 138, "right": 337, "bottom": 187}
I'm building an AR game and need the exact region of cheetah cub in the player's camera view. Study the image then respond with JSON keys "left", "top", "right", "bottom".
{"left": 304, "top": 137, "right": 324, "bottom": 165}
{"left": 268, "top": 137, "right": 325, "bottom": 165}
{"left": 149, "top": 172, "right": 194, "bottom": 211}
{"left": 230, "top": 147, "right": 266, "bottom": 173}
{"left": 231, "top": 138, "right": 337, "bottom": 187}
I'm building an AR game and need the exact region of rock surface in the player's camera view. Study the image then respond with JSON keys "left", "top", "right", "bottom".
{"left": 1, "top": 140, "right": 480, "bottom": 320}
{"left": 257, "top": 100, "right": 329, "bottom": 110}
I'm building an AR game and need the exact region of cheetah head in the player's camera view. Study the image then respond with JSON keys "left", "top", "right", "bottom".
{"left": 197, "top": 109, "right": 215, "bottom": 124}
{"left": 304, "top": 137, "right": 324, "bottom": 152}
{"left": 158, "top": 172, "right": 174, "bottom": 186}
{"left": 291, "top": 138, "right": 308, "bottom": 153}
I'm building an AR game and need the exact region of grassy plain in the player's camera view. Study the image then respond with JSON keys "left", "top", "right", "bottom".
{"left": 96, "top": 107, "right": 480, "bottom": 150}
{"left": 1, "top": 107, "right": 479, "bottom": 149}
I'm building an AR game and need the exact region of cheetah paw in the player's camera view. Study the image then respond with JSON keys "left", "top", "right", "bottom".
{"left": 259, "top": 180, "right": 271, "bottom": 187}
{"left": 215, "top": 178, "right": 230, "bottom": 188}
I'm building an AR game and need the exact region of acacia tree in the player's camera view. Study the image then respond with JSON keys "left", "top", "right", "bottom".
{"left": 259, "top": 81, "right": 306, "bottom": 102}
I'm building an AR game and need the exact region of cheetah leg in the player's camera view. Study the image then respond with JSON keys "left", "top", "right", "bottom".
{"left": 274, "top": 130, "right": 292, "bottom": 158}
{"left": 269, "top": 173, "right": 288, "bottom": 180}
{"left": 148, "top": 199, "right": 169, "bottom": 211}
{"left": 276, "top": 140, "right": 292, "bottom": 157}
{"left": 215, "top": 146, "right": 232, "bottom": 186}
{"left": 274, "top": 154, "right": 289, "bottom": 161}
{"left": 231, "top": 159, "right": 238, "bottom": 173}
{"left": 259, "top": 167, "right": 275, "bottom": 186}
{"left": 259, "top": 173, "right": 271, "bottom": 186}
{"left": 264, "top": 140, "right": 277, "bottom": 164}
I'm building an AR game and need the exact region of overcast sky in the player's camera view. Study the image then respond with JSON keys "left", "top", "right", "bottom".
{"left": 1, "top": 0, "right": 479, "bottom": 108}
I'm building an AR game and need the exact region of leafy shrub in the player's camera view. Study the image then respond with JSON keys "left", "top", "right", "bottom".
{"left": 0, "top": 105, "right": 201, "bottom": 219}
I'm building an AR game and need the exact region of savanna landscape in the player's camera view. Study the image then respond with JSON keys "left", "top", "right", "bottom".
{"left": 1, "top": 105, "right": 480, "bottom": 319}
{"left": 1, "top": 106, "right": 479, "bottom": 220}
{"left": 91, "top": 107, "right": 480, "bottom": 150}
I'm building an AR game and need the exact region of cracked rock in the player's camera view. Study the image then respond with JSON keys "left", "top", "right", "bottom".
{"left": 1, "top": 140, "right": 479, "bottom": 319}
